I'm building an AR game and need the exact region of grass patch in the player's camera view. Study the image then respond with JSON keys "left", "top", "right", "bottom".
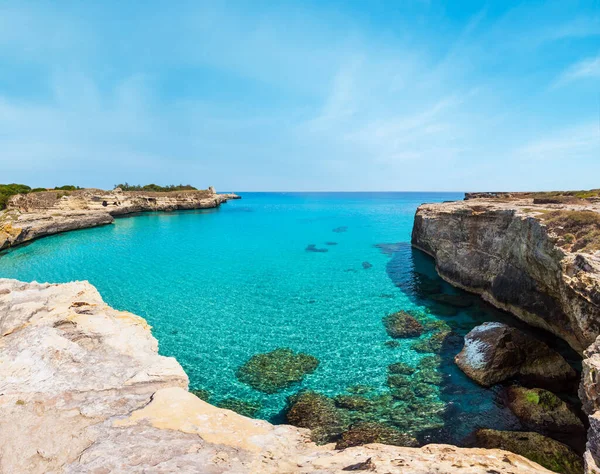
{"left": 539, "top": 210, "right": 600, "bottom": 252}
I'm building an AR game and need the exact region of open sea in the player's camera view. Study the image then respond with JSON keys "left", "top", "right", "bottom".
{"left": 0, "top": 192, "right": 579, "bottom": 445}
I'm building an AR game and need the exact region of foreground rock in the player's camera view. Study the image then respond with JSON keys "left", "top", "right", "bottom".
{"left": 504, "top": 386, "right": 585, "bottom": 447}
{"left": 474, "top": 429, "right": 583, "bottom": 474}
{"left": 0, "top": 187, "right": 239, "bottom": 250}
{"left": 455, "top": 322, "right": 576, "bottom": 390}
{"left": 0, "top": 278, "right": 554, "bottom": 473}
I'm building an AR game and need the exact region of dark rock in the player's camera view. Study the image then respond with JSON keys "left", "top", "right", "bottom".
{"left": 388, "top": 362, "right": 416, "bottom": 375}
{"left": 474, "top": 429, "right": 583, "bottom": 474}
{"left": 383, "top": 311, "right": 424, "bottom": 338}
{"left": 362, "top": 261, "right": 373, "bottom": 269}
{"left": 334, "top": 394, "right": 373, "bottom": 411}
{"left": 455, "top": 323, "right": 577, "bottom": 390}
{"left": 217, "top": 398, "right": 262, "bottom": 418}
{"left": 342, "top": 457, "right": 376, "bottom": 471}
{"left": 414, "top": 383, "right": 437, "bottom": 398}
{"left": 306, "top": 244, "right": 328, "bottom": 253}
{"left": 417, "top": 355, "right": 442, "bottom": 370}
{"left": 504, "top": 386, "right": 585, "bottom": 446}
{"left": 285, "top": 391, "right": 348, "bottom": 444}
{"left": 387, "top": 374, "right": 411, "bottom": 389}
{"left": 336, "top": 422, "right": 419, "bottom": 449}
{"left": 411, "top": 330, "right": 460, "bottom": 354}
{"left": 384, "top": 340, "right": 401, "bottom": 349}
{"left": 236, "top": 348, "right": 319, "bottom": 394}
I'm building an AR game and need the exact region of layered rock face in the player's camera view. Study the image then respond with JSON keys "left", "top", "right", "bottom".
{"left": 412, "top": 196, "right": 600, "bottom": 474}
{"left": 0, "top": 187, "right": 238, "bottom": 251}
{"left": 412, "top": 198, "right": 600, "bottom": 354}
{"left": 0, "top": 278, "right": 552, "bottom": 474}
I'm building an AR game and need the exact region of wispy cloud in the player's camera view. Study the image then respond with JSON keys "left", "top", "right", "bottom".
{"left": 554, "top": 55, "right": 600, "bottom": 87}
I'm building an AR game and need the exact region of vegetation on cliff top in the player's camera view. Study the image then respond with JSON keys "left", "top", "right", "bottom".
{"left": 539, "top": 210, "right": 600, "bottom": 252}
{"left": 114, "top": 183, "right": 197, "bottom": 192}
{"left": 0, "top": 184, "right": 81, "bottom": 210}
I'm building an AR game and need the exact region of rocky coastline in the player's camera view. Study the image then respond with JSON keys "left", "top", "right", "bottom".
{"left": 412, "top": 193, "right": 600, "bottom": 474}
{"left": 0, "top": 187, "right": 240, "bottom": 251}
{"left": 0, "top": 278, "right": 552, "bottom": 473}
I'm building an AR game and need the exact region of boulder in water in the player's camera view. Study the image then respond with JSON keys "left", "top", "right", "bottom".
{"left": 455, "top": 323, "right": 577, "bottom": 390}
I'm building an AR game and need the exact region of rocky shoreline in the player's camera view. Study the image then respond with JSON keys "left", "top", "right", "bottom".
{"left": 0, "top": 187, "right": 240, "bottom": 251}
{"left": 412, "top": 193, "right": 600, "bottom": 474}
{"left": 0, "top": 279, "right": 552, "bottom": 473}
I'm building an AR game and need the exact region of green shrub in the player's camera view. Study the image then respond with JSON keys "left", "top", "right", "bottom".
{"left": 114, "top": 183, "right": 198, "bottom": 192}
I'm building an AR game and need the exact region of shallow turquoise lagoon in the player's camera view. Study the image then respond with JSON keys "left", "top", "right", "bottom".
{"left": 0, "top": 192, "right": 577, "bottom": 444}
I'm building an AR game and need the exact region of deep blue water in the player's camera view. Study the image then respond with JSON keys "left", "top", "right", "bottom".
{"left": 0, "top": 192, "right": 577, "bottom": 444}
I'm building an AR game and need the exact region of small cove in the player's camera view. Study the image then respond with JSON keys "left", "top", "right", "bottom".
{"left": 0, "top": 192, "right": 581, "bottom": 446}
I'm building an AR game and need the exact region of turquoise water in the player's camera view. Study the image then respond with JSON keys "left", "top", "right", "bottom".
{"left": 0, "top": 192, "right": 577, "bottom": 444}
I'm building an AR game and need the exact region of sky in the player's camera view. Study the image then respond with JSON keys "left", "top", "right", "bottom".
{"left": 0, "top": 1, "right": 599, "bottom": 192}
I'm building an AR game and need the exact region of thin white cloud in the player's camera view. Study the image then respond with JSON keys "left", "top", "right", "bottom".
{"left": 515, "top": 123, "right": 600, "bottom": 161}
{"left": 554, "top": 55, "right": 600, "bottom": 87}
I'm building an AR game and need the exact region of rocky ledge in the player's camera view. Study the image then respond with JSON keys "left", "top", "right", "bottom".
{"left": 0, "top": 279, "right": 552, "bottom": 473}
{"left": 412, "top": 193, "right": 600, "bottom": 473}
{"left": 0, "top": 187, "right": 239, "bottom": 251}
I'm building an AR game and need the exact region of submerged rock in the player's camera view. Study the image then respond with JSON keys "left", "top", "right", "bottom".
{"left": 504, "top": 386, "right": 585, "bottom": 443}
{"left": 411, "top": 330, "right": 459, "bottom": 354}
{"left": 336, "top": 422, "right": 419, "bottom": 450}
{"left": 388, "top": 362, "right": 416, "bottom": 375}
{"left": 455, "top": 323, "right": 576, "bottom": 390}
{"left": 236, "top": 348, "right": 319, "bottom": 394}
{"left": 474, "top": 429, "right": 583, "bottom": 474}
{"left": 190, "top": 389, "right": 211, "bottom": 402}
{"left": 417, "top": 355, "right": 442, "bottom": 370}
{"left": 384, "top": 340, "right": 401, "bottom": 349}
{"left": 334, "top": 395, "right": 373, "bottom": 411}
{"left": 217, "top": 398, "right": 262, "bottom": 418}
{"left": 306, "top": 244, "right": 328, "bottom": 253}
{"left": 333, "top": 226, "right": 348, "bottom": 233}
{"left": 362, "top": 261, "right": 373, "bottom": 269}
{"left": 383, "top": 311, "right": 424, "bottom": 338}
{"left": 285, "top": 391, "right": 348, "bottom": 444}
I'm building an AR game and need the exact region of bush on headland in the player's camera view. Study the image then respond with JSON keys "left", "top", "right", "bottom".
{"left": 114, "top": 183, "right": 197, "bottom": 192}
{"left": 0, "top": 184, "right": 83, "bottom": 210}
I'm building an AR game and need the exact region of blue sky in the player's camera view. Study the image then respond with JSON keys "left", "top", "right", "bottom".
{"left": 0, "top": 1, "right": 599, "bottom": 191}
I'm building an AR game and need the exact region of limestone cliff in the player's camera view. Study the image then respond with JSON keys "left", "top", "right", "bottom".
{"left": 0, "top": 188, "right": 238, "bottom": 251}
{"left": 0, "top": 279, "right": 551, "bottom": 474}
{"left": 411, "top": 195, "right": 600, "bottom": 474}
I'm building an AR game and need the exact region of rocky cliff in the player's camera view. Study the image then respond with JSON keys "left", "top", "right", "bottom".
{"left": 0, "top": 278, "right": 551, "bottom": 474}
{"left": 411, "top": 194, "right": 600, "bottom": 474}
{"left": 0, "top": 188, "right": 239, "bottom": 251}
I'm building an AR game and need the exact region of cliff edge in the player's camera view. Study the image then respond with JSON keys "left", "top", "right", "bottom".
{"left": 0, "top": 187, "right": 239, "bottom": 251}
{"left": 0, "top": 278, "right": 550, "bottom": 474}
{"left": 411, "top": 193, "right": 600, "bottom": 473}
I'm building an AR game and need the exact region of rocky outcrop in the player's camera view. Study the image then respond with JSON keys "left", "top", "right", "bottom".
{"left": 504, "top": 386, "right": 585, "bottom": 447}
{"left": 474, "top": 429, "right": 583, "bottom": 474}
{"left": 0, "top": 187, "right": 239, "bottom": 251}
{"left": 0, "top": 278, "right": 554, "bottom": 473}
{"left": 412, "top": 195, "right": 600, "bottom": 474}
{"left": 412, "top": 198, "right": 600, "bottom": 353}
{"left": 455, "top": 322, "right": 576, "bottom": 390}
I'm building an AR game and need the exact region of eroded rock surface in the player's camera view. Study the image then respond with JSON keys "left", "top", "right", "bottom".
{"left": 455, "top": 322, "right": 576, "bottom": 390}
{"left": 0, "top": 187, "right": 238, "bottom": 250}
{"left": 0, "top": 278, "right": 554, "bottom": 473}
{"left": 412, "top": 195, "right": 600, "bottom": 473}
